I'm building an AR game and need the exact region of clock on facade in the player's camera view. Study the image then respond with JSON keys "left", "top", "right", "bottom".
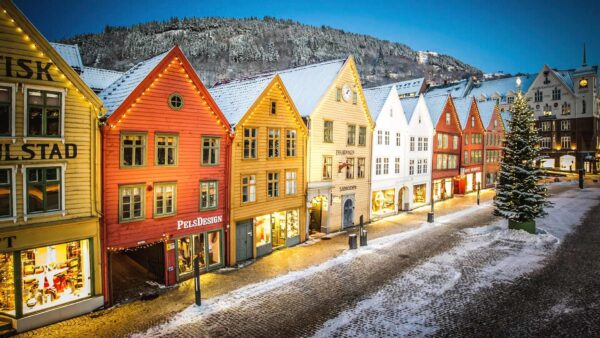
{"left": 579, "top": 78, "right": 588, "bottom": 88}
{"left": 342, "top": 84, "right": 352, "bottom": 102}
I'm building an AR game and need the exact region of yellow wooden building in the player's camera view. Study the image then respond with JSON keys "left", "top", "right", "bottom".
{"left": 278, "top": 57, "right": 374, "bottom": 233}
{"left": 210, "top": 74, "right": 307, "bottom": 265}
{"left": 0, "top": 0, "right": 104, "bottom": 332}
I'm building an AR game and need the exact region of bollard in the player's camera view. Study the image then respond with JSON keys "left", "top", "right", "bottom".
{"left": 360, "top": 229, "right": 368, "bottom": 246}
{"left": 477, "top": 182, "right": 481, "bottom": 205}
{"left": 427, "top": 212, "right": 434, "bottom": 223}
{"left": 193, "top": 256, "right": 201, "bottom": 306}
{"left": 348, "top": 234, "right": 358, "bottom": 250}
{"left": 579, "top": 169, "right": 584, "bottom": 189}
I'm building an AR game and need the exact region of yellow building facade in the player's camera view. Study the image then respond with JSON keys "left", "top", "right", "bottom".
{"left": 0, "top": 1, "right": 104, "bottom": 332}
{"left": 210, "top": 75, "right": 307, "bottom": 265}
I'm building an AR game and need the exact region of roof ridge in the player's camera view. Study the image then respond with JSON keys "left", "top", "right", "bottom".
{"left": 83, "top": 66, "right": 124, "bottom": 75}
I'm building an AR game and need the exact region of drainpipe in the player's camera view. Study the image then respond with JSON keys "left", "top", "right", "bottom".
{"left": 225, "top": 131, "right": 233, "bottom": 266}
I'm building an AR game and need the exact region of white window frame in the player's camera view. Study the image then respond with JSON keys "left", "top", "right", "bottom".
{"left": 21, "top": 163, "right": 67, "bottom": 221}
{"left": 0, "top": 82, "right": 16, "bottom": 142}
{"left": 0, "top": 165, "right": 17, "bottom": 223}
{"left": 23, "top": 85, "right": 67, "bottom": 143}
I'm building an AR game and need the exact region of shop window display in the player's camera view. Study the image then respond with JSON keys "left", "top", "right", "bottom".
{"left": 286, "top": 210, "right": 300, "bottom": 239}
{"left": 0, "top": 253, "right": 14, "bottom": 316}
{"left": 207, "top": 231, "right": 221, "bottom": 266}
{"left": 371, "top": 189, "right": 395, "bottom": 214}
{"left": 255, "top": 214, "right": 272, "bottom": 248}
{"left": 413, "top": 184, "right": 426, "bottom": 203}
{"left": 21, "top": 240, "right": 91, "bottom": 315}
{"left": 177, "top": 237, "right": 193, "bottom": 276}
{"left": 255, "top": 209, "right": 300, "bottom": 249}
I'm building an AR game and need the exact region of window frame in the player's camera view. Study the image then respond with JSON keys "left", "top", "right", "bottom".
{"left": 199, "top": 180, "right": 219, "bottom": 211}
{"left": 323, "top": 120, "right": 333, "bottom": 143}
{"left": 357, "top": 158, "right": 366, "bottom": 178}
{"left": 0, "top": 83, "right": 16, "bottom": 139}
{"left": 285, "top": 129, "right": 297, "bottom": 157}
{"left": 346, "top": 158, "right": 355, "bottom": 179}
{"left": 358, "top": 126, "right": 367, "bottom": 146}
{"left": 0, "top": 166, "right": 17, "bottom": 221}
{"left": 201, "top": 136, "right": 221, "bottom": 166}
{"left": 323, "top": 156, "right": 333, "bottom": 180}
{"left": 155, "top": 133, "right": 179, "bottom": 166}
{"left": 118, "top": 183, "right": 146, "bottom": 223}
{"left": 23, "top": 85, "right": 66, "bottom": 141}
{"left": 23, "top": 165, "right": 65, "bottom": 219}
{"left": 154, "top": 182, "right": 177, "bottom": 217}
{"left": 168, "top": 93, "right": 184, "bottom": 111}
{"left": 243, "top": 127, "right": 258, "bottom": 160}
{"left": 267, "top": 171, "right": 280, "bottom": 198}
{"left": 285, "top": 170, "right": 297, "bottom": 196}
{"left": 120, "top": 132, "right": 147, "bottom": 168}
{"left": 347, "top": 124, "right": 356, "bottom": 146}
{"left": 241, "top": 174, "right": 256, "bottom": 204}
{"left": 267, "top": 128, "right": 281, "bottom": 158}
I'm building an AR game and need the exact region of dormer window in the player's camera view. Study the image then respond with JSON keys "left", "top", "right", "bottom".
{"left": 445, "top": 112, "right": 450, "bottom": 125}
{"left": 507, "top": 96, "right": 514, "bottom": 104}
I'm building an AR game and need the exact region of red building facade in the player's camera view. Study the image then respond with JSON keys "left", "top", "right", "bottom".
{"left": 455, "top": 98, "right": 486, "bottom": 194}
{"left": 480, "top": 102, "right": 505, "bottom": 187}
{"left": 100, "top": 46, "right": 231, "bottom": 303}
{"left": 427, "top": 95, "right": 463, "bottom": 201}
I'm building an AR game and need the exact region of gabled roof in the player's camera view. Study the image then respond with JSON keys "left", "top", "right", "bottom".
{"left": 553, "top": 69, "right": 574, "bottom": 92}
{"left": 393, "top": 77, "right": 425, "bottom": 96}
{"left": 363, "top": 84, "right": 394, "bottom": 120}
{"left": 452, "top": 97, "right": 476, "bottom": 128}
{"left": 477, "top": 100, "right": 498, "bottom": 128}
{"left": 400, "top": 97, "right": 419, "bottom": 122}
{"left": 209, "top": 74, "right": 274, "bottom": 126}
{"left": 50, "top": 42, "right": 84, "bottom": 71}
{"left": 99, "top": 51, "right": 169, "bottom": 116}
{"left": 424, "top": 95, "right": 450, "bottom": 125}
{"left": 2, "top": 0, "right": 102, "bottom": 107}
{"left": 469, "top": 75, "right": 535, "bottom": 100}
{"left": 81, "top": 67, "right": 124, "bottom": 92}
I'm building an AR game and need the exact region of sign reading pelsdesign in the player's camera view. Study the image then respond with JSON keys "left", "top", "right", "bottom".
{"left": 0, "top": 56, "right": 53, "bottom": 81}
{"left": 177, "top": 215, "right": 223, "bottom": 230}
{"left": 0, "top": 143, "right": 77, "bottom": 161}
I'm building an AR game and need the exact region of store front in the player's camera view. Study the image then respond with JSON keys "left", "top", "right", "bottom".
{"left": 433, "top": 179, "right": 454, "bottom": 201}
{"left": 309, "top": 195, "right": 329, "bottom": 234}
{"left": 413, "top": 184, "right": 427, "bottom": 205}
{"left": 371, "top": 189, "right": 396, "bottom": 217}
{"left": 175, "top": 230, "right": 224, "bottom": 280}
{"left": 251, "top": 209, "right": 301, "bottom": 258}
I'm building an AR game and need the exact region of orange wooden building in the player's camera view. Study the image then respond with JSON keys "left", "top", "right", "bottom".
{"left": 454, "top": 97, "right": 486, "bottom": 194}
{"left": 479, "top": 101, "right": 505, "bottom": 187}
{"left": 99, "top": 46, "right": 232, "bottom": 303}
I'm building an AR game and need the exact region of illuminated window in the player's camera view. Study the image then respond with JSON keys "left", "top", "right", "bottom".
{"left": 155, "top": 182, "right": 176, "bottom": 216}
{"left": 156, "top": 134, "right": 178, "bottom": 166}
{"left": 267, "top": 172, "right": 279, "bottom": 198}
{"left": 27, "top": 167, "right": 61, "bottom": 214}
{"left": 0, "top": 169, "right": 13, "bottom": 218}
{"left": 200, "top": 181, "right": 218, "bottom": 210}
{"left": 121, "top": 133, "right": 146, "bottom": 167}
{"left": 202, "top": 137, "right": 220, "bottom": 165}
{"left": 26, "top": 89, "right": 62, "bottom": 137}
{"left": 0, "top": 86, "right": 13, "bottom": 136}
{"left": 268, "top": 129, "right": 280, "bottom": 158}
{"left": 286, "top": 130, "right": 297, "bottom": 157}
{"left": 241, "top": 175, "right": 256, "bottom": 203}
{"left": 119, "top": 184, "right": 144, "bottom": 222}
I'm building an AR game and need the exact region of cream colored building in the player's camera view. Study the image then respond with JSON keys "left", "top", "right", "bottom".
{"left": 278, "top": 57, "right": 374, "bottom": 234}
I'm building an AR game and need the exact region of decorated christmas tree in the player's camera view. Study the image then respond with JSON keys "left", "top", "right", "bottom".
{"left": 494, "top": 81, "right": 550, "bottom": 233}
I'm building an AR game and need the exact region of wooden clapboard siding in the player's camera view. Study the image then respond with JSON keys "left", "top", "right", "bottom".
{"left": 433, "top": 96, "right": 462, "bottom": 180}
{"left": 484, "top": 105, "right": 504, "bottom": 178}
{"left": 229, "top": 77, "right": 307, "bottom": 264}
{"left": 307, "top": 57, "right": 374, "bottom": 232}
{"left": 102, "top": 50, "right": 231, "bottom": 249}
{"left": 461, "top": 98, "right": 486, "bottom": 172}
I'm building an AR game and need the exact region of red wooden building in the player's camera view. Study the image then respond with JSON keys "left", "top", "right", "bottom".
{"left": 426, "top": 95, "right": 463, "bottom": 201}
{"left": 454, "top": 97, "right": 486, "bottom": 194}
{"left": 478, "top": 101, "right": 505, "bottom": 187}
{"left": 99, "top": 46, "right": 232, "bottom": 303}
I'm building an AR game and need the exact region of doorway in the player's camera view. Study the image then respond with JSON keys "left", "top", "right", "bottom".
{"left": 236, "top": 220, "right": 253, "bottom": 262}
{"left": 342, "top": 195, "right": 355, "bottom": 228}
{"left": 310, "top": 195, "right": 328, "bottom": 233}
{"left": 398, "top": 187, "right": 407, "bottom": 211}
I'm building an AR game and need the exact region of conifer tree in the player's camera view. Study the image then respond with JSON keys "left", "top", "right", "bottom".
{"left": 494, "top": 87, "right": 550, "bottom": 233}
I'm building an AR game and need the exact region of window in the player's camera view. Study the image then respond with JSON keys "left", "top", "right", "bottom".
{"left": 417, "top": 159, "right": 423, "bottom": 174}
{"left": 27, "top": 89, "right": 62, "bottom": 137}
{"left": 552, "top": 88, "right": 561, "bottom": 100}
{"left": 453, "top": 135, "right": 458, "bottom": 149}
{"left": 268, "top": 129, "right": 281, "bottom": 158}
{"left": 200, "top": 136, "right": 221, "bottom": 165}
{"left": 423, "top": 159, "right": 428, "bottom": 173}
{"left": 119, "top": 184, "right": 144, "bottom": 222}
{"left": 168, "top": 93, "right": 184, "bottom": 110}
{"left": 445, "top": 112, "right": 451, "bottom": 125}
{"left": 347, "top": 125, "right": 356, "bottom": 145}
{"left": 560, "top": 120, "right": 570, "bottom": 131}
{"left": 409, "top": 160, "right": 415, "bottom": 175}
{"left": 449, "top": 155, "right": 457, "bottom": 169}
{"left": 417, "top": 137, "right": 423, "bottom": 151}
{"left": 464, "top": 151, "right": 469, "bottom": 164}
{"left": 377, "top": 130, "right": 382, "bottom": 145}
{"left": 346, "top": 158, "right": 355, "bottom": 179}
{"left": 423, "top": 137, "right": 429, "bottom": 151}
{"left": 437, "top": 133, "right": 442, "bottom": 148}
{"left": 383, "top": 158, "right": 389, "bottom": 175}
{"left": 396, "top": 133, "right": 401, "bottom": 146}
{"left": 465, "top": 134, "right": 469, "bottom": 145}
{"left": 336, "top": 88, "right": 342, "bottom": 101}
{"left": 121, "top": 133, "right": 146, "bottom": 167}
{"left": 540, "top": 137, "right": 551, "bottom": 149}
{"left": 561, "top": 136, "right": 571, "bottom": 149}
{"left": 0, "top": 86, "right": 13, "bottom": 136}
{"left": 155, "top": 183, "right": 176, "bottom": 216}
{"left": 541, "top": 121, "right": 552, "bottom": 132}
{"left": 358, "top": 126, "right": 367, "bottom": 146}
{"left": 442, "top": 134, "right": 448, "bottom": 149}
{"left": 243, "top": 128, "right": 257, "bottom": 159}
{"left": 494, "top": 119, "right": 498, "bottom": 128}
{"left": 286, "top": 130, "right": 297, "bottom": 157}
{"left": 267, "top": 172, "right": 279, "bottom": 198}
{"left": 26, "top": 167, "right": 61, "bottom": 214}
{"left": 375, "top": 158, "right": 382, "bottom": 175}
{"left": 200, "top": 181, "right": 218, "bottom": 210}
{"left": 323, "top": 156, "right": 332, "bottom": 180}
{"left": 357, "top": 158, "right": 365, "bottom": 178}
{"left": 352, "top": 91, "right": 358, "bottom": 105}
{"left": 534, "top": 90, "right": 543, "bottom": 102}
{"left": 286, "top": 171, "right": 297, "bottom": 195}
{"left": 410, "top": 137, "right": 415, "bottom": 151}
{"left": 436, "top": 154, "right": 442, "bottom": 170}
{"left": 471, "top": 150, "right": 482, "bottom": 164}
{"left": 324, "top": 121, "right": 333, "bottom": 143}
{"left": 241, "top": 175, "right": 256, "bottom": 203}
{"left": 507, "top": 96, "right": 514, "bottom": 104}
{"left": 270, "top": 101, "right": 277, "bottom": 115}
{"left": 471, "top": 116, "right": 475, "bottom": 128}
{"left": 0, "top": 169, "right": 13, "bottom": 218}
{"left": 561, "top": 102, "right": 571, "bottom": 115}
{"left": 156, "top": 134, "right": 178, "bottom": 166}
{"left": 395, "top": 157, "right": 400, "bottom": 174}
{"left": 384, "top": 131, "right": 390, "bottom": 145}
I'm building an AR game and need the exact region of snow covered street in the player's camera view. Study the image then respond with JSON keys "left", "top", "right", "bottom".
{"left": 131, "top": 185, "right": 600, "bottom": 338}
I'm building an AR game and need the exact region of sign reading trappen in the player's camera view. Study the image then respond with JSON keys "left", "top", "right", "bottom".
{"left": 0, "top": 56, "right": 54, "bottom": 81}
{"left": 177, "top": 215, "right": 223, "bottom": 230}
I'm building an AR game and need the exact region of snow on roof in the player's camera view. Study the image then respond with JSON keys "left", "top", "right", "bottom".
{"left": 477, "top": 100, "right": 497, "bottom": 128}
{"left": 392, "top": 77, "right": 424, "bottom": 96}
{"left": 50, "top": 42, "right": 83, "bottom": 71}
{"left": 426, "top": 79, "right": 470, "bottom": 98}
{"left": 469, "top": 75, "right": 534, "bottom": 99}
{"left": 81, "top": 67, "right": 124, "bottom": 92}
{"left": 99, "top": 51, "right": 170, "bottom": 116}
{"left": 363, "top": 84, "right": 393, "bottom": 121}
{"left": 400, "top": 97, "right": 419, "bottom": 122}
{"left": 553, "top": 69, "right": 574, "bottom": 91}
{"left": 452, "top": 97, "right": 473, "bottom": 128}
{"left": 423, "top": 95, "right": 449, "bottom": 126}
{"left": 209, "top": 75, "right": 275, "bottom": 127}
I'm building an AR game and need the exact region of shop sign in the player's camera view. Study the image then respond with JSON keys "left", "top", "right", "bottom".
{"left": 0, "top": 236, "right": 16, "bottom": 249}
{"left": 177, "top": 215, "right": 223, "bottom": 230}
{"left": 463, "top": 166, "right": 481, "bottom": 174}
{"left": 336, "top": 150, "right": 355, "bottom": 156}
{"left": 0, "top": 56, "right": 54, "bottom": 81}
{"left": 339, "top": 185, "right": 356, "bottom": 192}
{"left": 0, "top": 143, "right": 77, "bottom": 161}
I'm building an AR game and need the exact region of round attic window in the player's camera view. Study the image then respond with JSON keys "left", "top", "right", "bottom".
{"left": 168, "top": 93, "right": 184, "bottom": 110}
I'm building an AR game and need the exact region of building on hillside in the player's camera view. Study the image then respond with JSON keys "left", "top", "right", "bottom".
{"left": 364, "top": 84, "right": 409, "bottom": 220}
{"left": 0, "top": 1, "right": 105, "bottom": 331}
{"left": 478, "top": 100, "right": 505, "bottom": 187}
{"left": 209, "top": 74, "right": 307, "bottom": 265}
{"left": 425, "top": 95, "right": 463, "bottom": 201}
{"left": 454, "top": 97, "right": 486, "bottom": 194}
{"left": 99, "top": 46, "right": 232, "bottom": 303}
{"left": 400, "top": 95, "right": 434, "bottom": 209}
{"left": 269, "top": 57, "right": 374, "bottom": 234}
{"left": 524, "top": 54, "right": 599, "bottom": 173}
{"left": 393, "top": 78, "right": 426, "bottom": 98}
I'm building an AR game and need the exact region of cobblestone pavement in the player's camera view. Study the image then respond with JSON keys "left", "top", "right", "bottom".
{"left": 21, "top": 178, "right": 595, "bottom": 337}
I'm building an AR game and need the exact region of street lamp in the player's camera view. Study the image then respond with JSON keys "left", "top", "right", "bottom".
{"left": 516, "top": 76, "right": 522, "bottom": 91}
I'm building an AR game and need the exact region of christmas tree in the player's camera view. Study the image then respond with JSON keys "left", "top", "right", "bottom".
{"left": 494, "top": 83, "right": 550, "bottom": 233}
